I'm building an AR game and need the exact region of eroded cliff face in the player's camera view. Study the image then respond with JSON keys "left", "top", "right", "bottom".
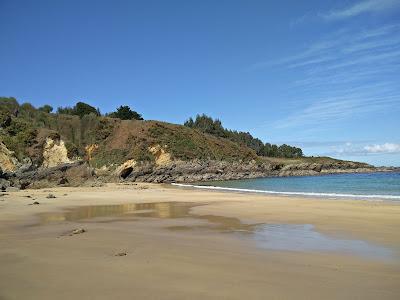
{"left": 42, "top": 137, "right": 71, "bottom": 168}
{"left": 0, "top": 142, "right": 18, "bottom": 172}
{"left": 0, "top": 137, "right": 384, "bottom": 190}
{"left": 148, "top": 145, "right": 171, "bottom": 166}
{"left": 1, "top": 154, "right": 391, "bottom": 191}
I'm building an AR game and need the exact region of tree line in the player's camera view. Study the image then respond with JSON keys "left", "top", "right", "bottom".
{"left": 57, "top": 102, "right": 143, "bottom": 120}
{"left": 0, "top": 97, "right": 143, "bottom": 121}
{"left": 184, "top": 114, "right": 303, "bottom": 158}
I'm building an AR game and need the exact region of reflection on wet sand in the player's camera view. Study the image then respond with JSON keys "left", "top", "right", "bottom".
{"left": 39, "top": 202, "right": 197, "bottom": 224}
{"left": 167, "top": 214, "right": 258, "bottom": 233}
{"left": 37, "top": 202, "right": 394, "bottom": 260}
{"left": 39, "top": 202, "right": 258, "bottom": 233}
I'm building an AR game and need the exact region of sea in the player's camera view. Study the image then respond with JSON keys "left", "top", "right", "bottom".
{"left": 173, "top": 172, "right": 400, "bottom": 200}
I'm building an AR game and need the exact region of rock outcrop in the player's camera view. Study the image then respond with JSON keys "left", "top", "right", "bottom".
{"left": 0, "top": 142, "right": 18, "bottom": 172}
{"left": 42, "top": 137, "right": 71, "bottom": 168}
{"left": 113, "top": 159, "right": 384, "bottom": 183}
{"left": 148, "top": 145, "right": 171, "bottom": 166}
{"left": 1, "top": 155, "right": 396, "bottom": 190}
{"left": 1, "top": 161, "right": 96, "bottom": 190}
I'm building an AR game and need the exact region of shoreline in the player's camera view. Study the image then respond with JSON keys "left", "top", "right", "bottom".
{"left": 1, "top": 183, "right": 400, "bottom": 299}
{"left": 171, "top": 182, "right": 400, "bottom": 201}
{"left": 2, "top": 182, "right": 400, "bottom": 241}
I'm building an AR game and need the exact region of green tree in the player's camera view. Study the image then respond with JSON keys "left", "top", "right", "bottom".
{"left": 0, "top": 97, "right": 19, "bottom": 115}
{"left": 108, "top": 105, "right": 143, "bottom": 120}
{"left": 57, "top": 106, "right": 75, "bottom": 115}
{"left": 38, "top": 105, "right": 53, "bottom": 113}
{"left": 57, "top": 102, "right": 100, "bottom": 118}
{"left": 75, "top": 102, "right": 99, "bottom": 118}
{"left": 184, "top": 114, "right": 225, "bottom": 137}
{"left": 19, "top": 103, "right": 37, "bottom": 119}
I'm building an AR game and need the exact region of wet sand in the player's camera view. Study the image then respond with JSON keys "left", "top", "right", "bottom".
{"left": 1, "top": 183, "right": 400, "bottom": 299}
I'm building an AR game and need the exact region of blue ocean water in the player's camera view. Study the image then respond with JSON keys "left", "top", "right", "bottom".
{"left": 174, "top": 172, "right": 400, "bottom": 200}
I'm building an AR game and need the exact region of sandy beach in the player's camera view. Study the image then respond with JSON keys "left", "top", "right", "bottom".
{"left": 1, "top": 183, "right": 400, "bottom": 300}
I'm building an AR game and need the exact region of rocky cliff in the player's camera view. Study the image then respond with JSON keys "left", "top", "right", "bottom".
{"left": 0, "top": 98, "right": 393, "bottom": 191}
{"left": 2, "top": 153, "right": 392, "bottom": 191}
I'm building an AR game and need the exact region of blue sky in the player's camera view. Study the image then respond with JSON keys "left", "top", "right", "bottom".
{"left": 1, "top": 0, "right": 399, "bottom": 166}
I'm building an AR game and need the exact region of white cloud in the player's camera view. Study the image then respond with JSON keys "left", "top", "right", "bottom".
{"left": 364, "top": 143, "right": 400, "bottom": 153}
{"left": 325, "top": 142, "right": 400, "bottom": 156}
{"left": 322, "top": 0, "right": 400, "bottom": 21}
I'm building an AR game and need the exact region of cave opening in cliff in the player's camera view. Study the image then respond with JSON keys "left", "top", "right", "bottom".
{"left": 120, "top": 167, "right": 133, "bottom": 179}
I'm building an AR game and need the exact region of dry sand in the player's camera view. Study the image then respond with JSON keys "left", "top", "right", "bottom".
{"left": 0, "top": 183, "right": 399, "bottom": 299}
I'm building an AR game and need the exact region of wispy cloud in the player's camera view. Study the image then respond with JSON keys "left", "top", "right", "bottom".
{"left": 253, "top": 23, "right": 400, "bottom": 129}
{"left": 251, "top": 24, "right": 400, "bottom": 71}
{"left": 321, "top": 0, "right": 400, "bottom": 21}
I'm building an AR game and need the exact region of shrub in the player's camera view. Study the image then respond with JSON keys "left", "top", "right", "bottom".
{"left": 0, "top": 97, "right": 19, "bottom": 115}
{"left": 1, "top": 118, "right": 37, "bottom": 160}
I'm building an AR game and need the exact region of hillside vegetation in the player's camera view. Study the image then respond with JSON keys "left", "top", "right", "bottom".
{"left": 0, "top": 98, "right": 260, "bottom": 168}
{"left": 0, "top": 97, "right": 377, "bottom": 189}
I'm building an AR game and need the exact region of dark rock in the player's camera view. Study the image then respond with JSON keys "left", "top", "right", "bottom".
{"left": 14, "top": 158, "right": 34, "bottom": 176}
{"left": 69, "top": 228, "right": 86, "bottom": 235}
{"left": 114, "top": 252, "right": 127, "bottom": 256}
{"left": 46, "top": 194, "right": 56, "bottom": 198}
{"left": 19, "top": 180, "right": 31, "bottom": 190}
{"left": 0, "top": 178, "right": 10, "bottom": 191}
{"left": 58, "top": 177, "right": 68, "bottom": 185}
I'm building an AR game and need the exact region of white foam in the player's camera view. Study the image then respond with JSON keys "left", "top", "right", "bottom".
{"left": 171, "top": 183, "right": 400, "bottom": 200}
